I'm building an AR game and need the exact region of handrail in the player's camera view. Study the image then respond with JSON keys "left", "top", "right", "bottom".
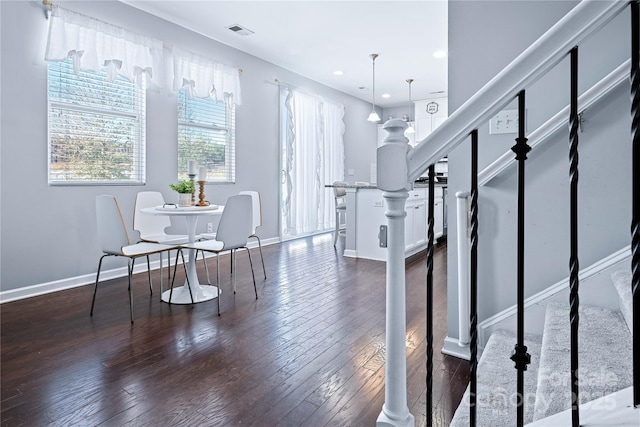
{"left": 377, "top": 1, "right": 636, "bottom": 424}
{"left": 407, "top": 0, "right": 628, "bottom": 181}
{"left": 479, "top": 59, "right": 630, "bottom": 186}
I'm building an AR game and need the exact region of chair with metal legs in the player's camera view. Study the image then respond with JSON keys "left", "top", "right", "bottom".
{"left": 91, "top": 195, "right": 190, "bottom": 323}
{"left": 199, "top": 190, "right": 266, "bottom": 280}
{"left": 179, "top": 194, "right": 258, "bottom": 316}
{"left": 133, "top": 191, "right": 194, "bottom": 297}
{"left": 239, "top": 190, "right": 266, "bottom": 279}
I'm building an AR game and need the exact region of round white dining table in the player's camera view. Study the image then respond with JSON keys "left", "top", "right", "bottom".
{"left": 140, "top": 205, "right": 224, "bottom": 304}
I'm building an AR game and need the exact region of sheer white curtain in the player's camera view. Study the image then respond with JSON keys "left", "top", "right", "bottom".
{"left": 44, "top": 7, "right": 242, "bottom": 101}
{"left": 280, "top": 86, "right": 345, "bottom": 239}
{"left": 45, "top": 6, "right": 164, "bottom": 88}
{"left": 322, "top": 101, "right": 346, "bottom": 229}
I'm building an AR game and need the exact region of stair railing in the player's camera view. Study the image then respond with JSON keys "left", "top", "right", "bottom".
{"left": 479, "top": 58, "right": 630, "bottom": 186}
{"left": 375, "top": 1, "right": 636, "bottom": 426}
{"left": 469, "top": 129, "right": 479, "bottom": 427}
{"left": 569, "top": 45, "right": 581, "bottom": 426}
{"left": 631, "top": 0, "right": 640, "bottom": 410}
{"left": 509, "top": 90, "right": 532, "bottom": 427}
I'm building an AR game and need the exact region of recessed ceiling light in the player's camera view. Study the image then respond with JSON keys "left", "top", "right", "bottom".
{"left": 433, "top": 50, "right": 447, "bottom": 59}
{"left": 381, "top": 93, "right": 391, "bottom": 98}
{"left": 227, "top": 24, "right": 254, "bottom": 36}
{"left": 333, "top": 70, "right": 344, "bottom": 76}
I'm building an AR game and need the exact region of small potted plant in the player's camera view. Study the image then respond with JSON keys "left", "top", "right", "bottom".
{"left": 169, "top": 180, "right": 195, "bottom": 206}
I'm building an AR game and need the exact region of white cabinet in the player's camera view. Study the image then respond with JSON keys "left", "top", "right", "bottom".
{"left": 434, "top": 191, "right": 444, "bottom": 239}
{"left": 415, "top": 187, "right": 444, "bottom": 243}
{"left": 405, "top": 189, "right": 427, "bottom": 252}
{"left": 348, "top": 187, "right": 445, "bottom": 261}
{"left": 414, "top": 97, "right": 448, "bottom": 142}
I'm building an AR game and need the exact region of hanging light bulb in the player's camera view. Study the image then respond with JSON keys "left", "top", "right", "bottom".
{"left": 406, "top": 78, "right": 416, "bottom": 134}
{"left": 367, "top": 54, "right": 381, "bottom": 122}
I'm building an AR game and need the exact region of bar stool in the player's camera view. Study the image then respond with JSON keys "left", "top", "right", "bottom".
{"left": 333, "top": 181, "right": 348, "bottom": 246}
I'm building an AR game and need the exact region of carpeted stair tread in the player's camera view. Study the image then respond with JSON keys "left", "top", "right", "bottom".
{"left": 532, "top": 302, "right": 633, "bottom": 421}
{"left": 611, "top": 270, "right": 633, "bottom": 334}
{"left": 450, "top": 329, "right": 542, "bottom": 427}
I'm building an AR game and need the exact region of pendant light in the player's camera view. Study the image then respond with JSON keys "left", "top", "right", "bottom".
{"left": 406, "top": 78, "right": 416, "bottom": 134}
{"left": 367, "top": 53, "right": 381, "bottom": 122}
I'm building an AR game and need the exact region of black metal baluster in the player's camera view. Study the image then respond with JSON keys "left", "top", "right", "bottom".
{"left": 469, "top": 130, "right": 479, "bottom": 427}
{"left": 569, "top": 46, "right": 581, "bottom": 427}
{"left": 426, "top": 163, "right": 435, "bottom": 427}
{"left": 631, "top": 0, "right": 640, "bottom": 409}
{"left": 510, "top": 90, "right": 532, "bottom": 427}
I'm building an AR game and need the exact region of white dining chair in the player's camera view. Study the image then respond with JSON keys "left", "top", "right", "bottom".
{"left": 179, "top": 194, "right": 258, "bottom": 316}
{"left": 239, "top": 190, "right": 266, "bottom": 279}
{"left": 333, "top": 181, "right": 348, "bottom": 246}
{"left": 133, "top": 191, "right": 193, "bottom": 296}
{"left": 199, "top": 191, "right": 266, "bottom": 279}
{"left": 92, "top": 195, "right": 190, "bottom": 323}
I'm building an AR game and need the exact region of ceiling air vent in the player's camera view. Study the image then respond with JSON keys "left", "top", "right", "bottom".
{"left": 226, "top": 24, "right": 254, "bottom": 36}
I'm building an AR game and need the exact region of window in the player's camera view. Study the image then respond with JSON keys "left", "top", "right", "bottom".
{"left": 177, "top": 90, "right": 235, "bottom": 183}
{"left": 47, "top": 59, "right": 146, "bottom": 185}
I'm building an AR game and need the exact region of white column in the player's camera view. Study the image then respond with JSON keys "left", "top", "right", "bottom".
{"left": 456, "top": 191, "right": 470, "bottom": 346}
{"left": 376, "top": 119, "right": 414, "bottom": 427}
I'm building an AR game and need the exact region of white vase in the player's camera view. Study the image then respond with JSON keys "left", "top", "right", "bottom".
{"left": 178, "top": 193, "right": 192, "bottom": 207}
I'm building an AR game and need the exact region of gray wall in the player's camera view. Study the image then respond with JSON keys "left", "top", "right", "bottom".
{"left": 0, "top": 0, "right": 377, "bottom": 292}
{"left": 446, "top": 1, "right": 632, "bottom": 340}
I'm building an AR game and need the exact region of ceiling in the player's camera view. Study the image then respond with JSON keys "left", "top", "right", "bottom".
{"left": 120, "top": 1, "right": 448, "bottom": 108}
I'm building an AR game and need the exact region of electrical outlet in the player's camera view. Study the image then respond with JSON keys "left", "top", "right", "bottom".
{"left": 373, "top": 200, "right": 383, "bottom": 207}
{"left": 489, "top": 109, "right": 520, "bottom": 134}
{"left": 207, "top": 223, "right": 214, "bottom": 233}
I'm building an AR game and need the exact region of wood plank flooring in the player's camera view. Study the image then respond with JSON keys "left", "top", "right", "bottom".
{"left": 1, "top": 234, "right": 468, "bottom": 426}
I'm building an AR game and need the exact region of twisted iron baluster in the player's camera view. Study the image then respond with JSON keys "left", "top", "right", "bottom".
{"left": 631, "top": 0, "right": 640, "bottom": 408}
{"left": 510, "top": 90, "right": 531, "bottom": 427}
{"left": 469, "top": 130, "right": 479, "bottom": 427}
{"left": 569, "top": 46, "right": 581, "bottom": 427}
{"left": 426, "top": 164, "right": 435, "bottom": 426}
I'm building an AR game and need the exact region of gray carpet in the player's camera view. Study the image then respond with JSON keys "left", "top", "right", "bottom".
{"left": 532, "top": 302, "right": 633, "bottom": 421}
{"left": 450, "top": 270, "right": 634, "bottom": 425}
{"left": 612, "top": 270, "right": 633, "bottom": 334}
{"left": 449, "top": 329, "right": 542, "bottom": 427}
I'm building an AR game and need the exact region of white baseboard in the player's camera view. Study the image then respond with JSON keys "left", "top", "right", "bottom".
{"left": 0, "top": 237, "right": 280, "bottom": 304}
{"left": 478, "top": 245, "right": 631, "bottom": 346}
{"left": 442, "top": 336, "right": 471, "bottom": 360}
{"left": 525, "top": 386, "right": 638, "bottom": 426}
{"left": 343, "top": 249, "right": 358, "bottom": 258}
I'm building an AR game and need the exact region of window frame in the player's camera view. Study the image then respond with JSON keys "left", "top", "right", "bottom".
{"left": 47, "top": 59, "right": 147, "bottom": 186}
{"left": 177, "top": 90, "right": 236, "bottom": 184}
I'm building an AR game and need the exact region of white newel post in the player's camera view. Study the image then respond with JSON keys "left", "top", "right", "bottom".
{"left": 376, "top": 119, "right": 414, "bottom": 427}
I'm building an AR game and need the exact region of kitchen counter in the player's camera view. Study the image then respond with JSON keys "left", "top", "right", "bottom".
{"left": 325, "top": 183, "right": 378, "bottom": 189}
{"left": 326, "top": 184, "right": 445, "bottom": 261}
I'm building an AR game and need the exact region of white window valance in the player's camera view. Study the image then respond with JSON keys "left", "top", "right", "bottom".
{"left": 172, "top": 47, "right": 242, "bottom": 105}
{"left": 44, "top": 6, "right": 164, "bottom": 88}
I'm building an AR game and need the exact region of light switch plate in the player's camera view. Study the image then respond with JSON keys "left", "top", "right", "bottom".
{"left": 489, "top": 109, "right": 520, "bottom": 134}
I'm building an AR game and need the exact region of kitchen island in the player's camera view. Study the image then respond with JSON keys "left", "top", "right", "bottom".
{"left": 329, "top": 183, "right": 445, "bottom": 261}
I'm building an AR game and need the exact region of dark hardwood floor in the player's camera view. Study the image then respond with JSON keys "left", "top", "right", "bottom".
{"left": 1, "top": 234, "right": 468, "bottom": 426}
